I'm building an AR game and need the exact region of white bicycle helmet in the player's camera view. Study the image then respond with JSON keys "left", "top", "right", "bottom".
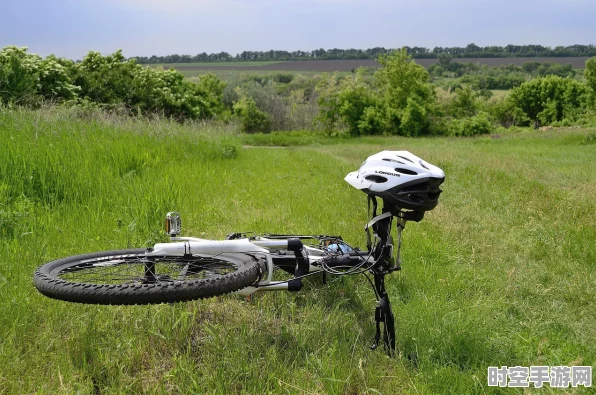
{"left": 345, "top": 150, "right": 445, "bottom": 211}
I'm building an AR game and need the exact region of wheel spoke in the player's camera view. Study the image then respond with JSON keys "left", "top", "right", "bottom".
{"left": 57, "top": 254, "right": 239, "bottom": 285}
{"left": 177, "top": 263, "right": 190, "bottom": 281}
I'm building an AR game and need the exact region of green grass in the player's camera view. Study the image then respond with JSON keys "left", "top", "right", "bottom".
{"left": 1, "top": 109, "right": 595, "bottom": 393}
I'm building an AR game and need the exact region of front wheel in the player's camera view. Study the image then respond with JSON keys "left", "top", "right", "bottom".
{"left": 33, "top": 249, "right": 261, "bottom": 305}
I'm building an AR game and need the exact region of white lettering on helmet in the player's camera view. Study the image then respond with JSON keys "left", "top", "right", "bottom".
{"left": 375, "top": 170, "right": 400, "bottom": 177}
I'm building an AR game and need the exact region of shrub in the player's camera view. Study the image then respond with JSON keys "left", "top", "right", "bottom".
{"left": 585, "top": 57, "right": 596, "bottom": 99}
{"left": 0, "top": 46, "right": 78, "bottom": 105}
{"left": 233, "top": 95, "right": 271, "bottom": 133}
{"left": 357, "top": 105, "right": 385, "bottom": 136}
{"left": 316, "top": 71, "right": 381, "bottom": 136}
{"left": 505, "top": 75, "right": 590, "bottom": 127}
{"left": 448, "top": 112, "right": 494, "bottom": 136}
{"left": 0, "top": 46, "right": 41, "bottom": 105}
{"left": 37, "top": 56, "right": 79, "bottom": 101}
{"left": 400, "top": 97, "right": 429, "bottom": 136}
{"left": 69, "top": 50, "right": 226, "bottom": 119}
{"left": 489, "top": 98, "right": 529, "bottom": 127}
{"left": 0, "top": 46, "right": 227, "bottom": 120}
{"left": 271, "top": 73, "right": 294, "bottom": 84}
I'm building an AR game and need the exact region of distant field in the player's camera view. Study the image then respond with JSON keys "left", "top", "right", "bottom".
{"left": 155, "top": 57, "right": 591, "bottom": 75}
{"left": 155, "top": 61, "right": 284, "bottom": 68}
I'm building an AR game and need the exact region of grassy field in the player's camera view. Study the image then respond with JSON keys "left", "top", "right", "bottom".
{"left": 153, "top": 61, "right": 285, "bottom": 68}
{"left": 1, "top": 108, "right": 595, "bottom": 393}
{"left": 184, "top": 69, "right": 331, "bottom": 79}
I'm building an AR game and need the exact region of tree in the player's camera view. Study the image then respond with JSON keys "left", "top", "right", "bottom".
{"left": 316, "top": 48, "right": 435, "bottom": 136}
{"left": 585, "top": 57, "right": 596, "bottom": 98}
{"left": 375, "top": 48, "right": 435, "bottom": 135}
{"left": 450, "top": 85, "right": 477, "bottom": 118}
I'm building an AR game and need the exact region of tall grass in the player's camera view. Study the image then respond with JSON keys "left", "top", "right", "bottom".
{"left": 1, "top": 109, "right": 594, "bottom": 393}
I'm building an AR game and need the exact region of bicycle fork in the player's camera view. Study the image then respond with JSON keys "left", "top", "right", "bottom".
{"left": 371, "top": 273, "right": 396, "bottom": 356}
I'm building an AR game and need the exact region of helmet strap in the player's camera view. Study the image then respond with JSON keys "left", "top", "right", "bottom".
{"left": 366, "top": 195, "right": 378, "bottom": 251}
{"left": 365, "top": 196, "right": 393, "bottom": 254}
{"left": 365, "top": 197, "right": 408, "bottom": 272}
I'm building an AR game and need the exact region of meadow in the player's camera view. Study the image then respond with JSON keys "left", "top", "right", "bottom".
{"left": 1, "top": 108, "right": 595, "bottom": 393}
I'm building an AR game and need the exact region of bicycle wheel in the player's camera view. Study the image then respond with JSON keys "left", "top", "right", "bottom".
{"left": 33, "top": 249, "right": 260, "bottom": 305}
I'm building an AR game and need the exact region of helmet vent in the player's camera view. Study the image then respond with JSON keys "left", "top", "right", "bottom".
{"left": 398, "top": 155, "right": 414, "bottom": 163}
{"left": 365, "top": 175, "right": 388, "bottom": 183}
{"left": 383, "top": 158, "right": 405, "bottom": 164}
{"left": 395, "top": 168, "right": 418, "bottom": 176}
{"left": 419, "top": 161, "right": 429, "bottom": 170}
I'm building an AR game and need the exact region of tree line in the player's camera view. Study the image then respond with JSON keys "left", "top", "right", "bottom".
{"left": 132, "top": 44, "right": 596, "bottom": 64}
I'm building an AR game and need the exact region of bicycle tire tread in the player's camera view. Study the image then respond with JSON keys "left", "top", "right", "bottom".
{"left": 33, "top": 249, "right": 260, "bottom": 305}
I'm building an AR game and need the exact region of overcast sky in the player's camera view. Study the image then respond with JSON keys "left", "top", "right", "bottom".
{"left": 1, "top": 0, "right": 594, "bottom": 59}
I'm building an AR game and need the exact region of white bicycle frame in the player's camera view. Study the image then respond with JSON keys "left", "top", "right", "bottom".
{"left": 147, "top": 235, "right": 328, "bottom": 295}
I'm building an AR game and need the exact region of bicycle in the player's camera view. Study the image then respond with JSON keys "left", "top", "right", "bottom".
{"left": 33, "top": 150, "right": 445, "bottom": 354}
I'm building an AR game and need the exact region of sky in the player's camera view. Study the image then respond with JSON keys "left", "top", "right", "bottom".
{"left": 1, "top": 0, "right": 595, "bottom": 59}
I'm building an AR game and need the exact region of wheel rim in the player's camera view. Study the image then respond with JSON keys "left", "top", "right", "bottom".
{"left": 56, "top": 254, "right": 242, "bottom": 285}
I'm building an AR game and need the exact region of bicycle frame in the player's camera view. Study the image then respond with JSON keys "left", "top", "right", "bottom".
{"left": 147, "top": 236, "right": 331, "bottom": 294}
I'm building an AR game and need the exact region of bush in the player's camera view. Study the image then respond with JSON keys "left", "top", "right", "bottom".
{"left": 585, "top": 57, "right": 596, "bottom": 99}
{"left": 316, "top": 71, "right": 385, "bottom": 136}
{"left": 505, "top": 75, "right": 590, "bottom": 127}
{"left": 0, "top": 46, "right": 227, "bottom": 120}
{"left": 334, "top": 74, "right": 379, "bottom": 136}
{"left": 489, "top": 98, "right": 529, "bottom": 127}
{"left": 0, "top": 46, "right": 78, "bottom": 106}
{"left": 448, "top": 112, "right": 494, "bottom": 136}
{"left": 400, "top": 97, "right": 429, "bottom": 136}
{"left": 233, "top": 95, "right": 271, "bottom": 133}
{"left": 271, "top": 73, "right": 294, "bottom": 84}
{"left": 71, "top": 50, "right": 226, "bottom": 120}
